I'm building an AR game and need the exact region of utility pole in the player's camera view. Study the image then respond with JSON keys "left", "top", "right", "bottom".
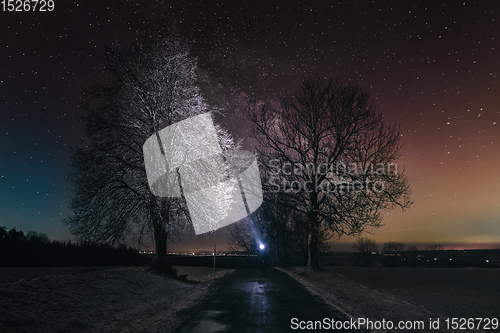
{"left": 213, "top": 244, "right": 216, "bottom": 279}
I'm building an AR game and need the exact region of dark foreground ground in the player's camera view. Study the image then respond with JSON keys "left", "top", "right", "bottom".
{"left": 283, "top": 266, "right": 500, "bottom": 332}
{"left": 0, "top": 266, "right": 231, "bottom": 333}
{"left": 176, "top": 268, "right": 349, "bottom": 333}
{"left": 333, "top": 266, "right": 500, "bottom": 320}
{"left": 0, "top": 266, "right": 498, "bottom": 332}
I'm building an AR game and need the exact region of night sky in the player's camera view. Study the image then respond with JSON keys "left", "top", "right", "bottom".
{"left": 1, "top": 1, "right": 499, "bottom": 251}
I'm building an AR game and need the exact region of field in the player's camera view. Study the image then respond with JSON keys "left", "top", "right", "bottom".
{"left": 0, "top": 266, "right": 233, "bottom": 333}
{"left": 1, "top": 265, "right": 498, "bottom": 332}
{"left": 282, "top": 266, "right": 500, "bottom": 332}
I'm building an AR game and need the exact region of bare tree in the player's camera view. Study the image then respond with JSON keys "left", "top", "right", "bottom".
{"left": 383, "top": 241, "right": 405, "bottom": 254}
{"left": 426, "top": 243, "right": 444, "bottom": 251}
{"left": 228, "top": 157, "right": 309, "bottom": 266}
{"left": 64, "top": 31, "right": 234, "bottom": 272}
{"left": 352, "top": 237, "right": 378, "bottom": 253}
{"left": 383, "top": 241, "right": 405, "bottom": 266}
{"left": 250, "top": 77, "right": 412, "bottom": 271}
{"left": 268, "top": 200, "right": 309, "bottom": 267}
{"left": 227, "top": 216, "right": 261, "bottom": 255}
{"left": 352, "top": 237, "right": 377, "bottom": 266}
{"left": 228, "top": 198, "right": 308, "bottom": 266}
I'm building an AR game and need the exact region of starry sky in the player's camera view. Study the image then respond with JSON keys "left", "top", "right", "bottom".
{"left": 1, "top": 0, "right": 499, "bottom": 251}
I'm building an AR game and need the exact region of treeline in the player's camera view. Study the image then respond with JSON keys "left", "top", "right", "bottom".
{"left": 0, "top": 227, "right": 147, "bottom": 267}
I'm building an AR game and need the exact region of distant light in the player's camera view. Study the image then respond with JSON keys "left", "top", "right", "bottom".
{"left": 259, "top": 244, "right": 265, "bottom": 250}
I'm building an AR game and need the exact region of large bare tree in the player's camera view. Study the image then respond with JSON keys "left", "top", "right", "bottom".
{"left": 352, "top": 237, "right": 378, "bottom": 266}
{"left": 250, "top": 77, "right": 412, "bottom": 271}
{"left": 64, "top": 32, "right": 234, "bottom": 272}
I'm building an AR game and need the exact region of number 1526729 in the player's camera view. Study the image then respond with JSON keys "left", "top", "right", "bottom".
{"left": 1, "top": 0, "right": 54, "bottom": 12}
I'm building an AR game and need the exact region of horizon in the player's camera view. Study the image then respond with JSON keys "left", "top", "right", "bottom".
{"left": 5, "top": 224, "right": 498, "bottom": 253}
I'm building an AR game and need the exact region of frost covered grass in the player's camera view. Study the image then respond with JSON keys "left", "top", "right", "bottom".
{"left": 279, "top": 266, "right": 500, "bottom": 332}
{"left": 174, "top": 265, "right": 232, "bottom": 283}
{"left": 0, "top": 266, "right": 233, "bottom": 332}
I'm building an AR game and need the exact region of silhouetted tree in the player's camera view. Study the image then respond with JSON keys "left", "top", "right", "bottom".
{"left": 352, "top": 237, "right": 377, "bottom": 266}
{"left": 250, "top": 77, "right": 412, "bottom": 271}
{"left": 8, "top": 228, "right": 25, "bottom": 241}
{"left": 383, "top": 241, "right": 405, "bottom": 254}
{"left": 227, "top": 217, "right": 260, "bottom": 255}
{"left": 0, "top": 226, "right": 7, "bottom": 240}
{"left": 383, "top": 241, "right": 405, "bottom": 266}
{"left": 0, "top": 226, "right": 144, "bottom": 266}
{"left": 64, "top": 30, "right": 235, "bottom": 272}
{"left": 228, "top": 155, "right": 310, "bottom": 266}
{"left": 26, "top": 230, "right": 49, "bottom": 244}
{"left": 426, "top": 243, "right": 444, "bottom": 251}
{"left": 228, "top": 198, "right": 308, "bottom": 266}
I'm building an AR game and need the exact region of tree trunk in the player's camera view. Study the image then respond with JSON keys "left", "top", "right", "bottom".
{"left": 150, "top": 214, "right": 172, "bottom": 273}
{"left": 307, "top": 226, "right": 320, "bottom": 271}
{"left": 307, "top": 191, "right": 321, "bottom": 271}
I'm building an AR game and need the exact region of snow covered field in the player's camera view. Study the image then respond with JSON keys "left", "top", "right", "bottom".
{"left": 280, "top": 266, "right": 500, "bottom": 332}
{"left": 1, "top": 265, "right": 498, "bottom": 332}
{"left": 0, "top": 266, "right": 233, "bottom": 332}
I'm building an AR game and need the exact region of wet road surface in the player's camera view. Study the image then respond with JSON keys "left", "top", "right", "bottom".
{"left": 176, "top": 268, "right": 348, "bottom": 333}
